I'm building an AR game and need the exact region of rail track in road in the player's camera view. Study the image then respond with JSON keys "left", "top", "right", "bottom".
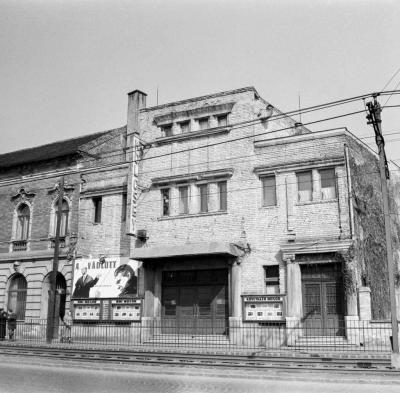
{"left": 0, "top": 344, "right": 397, "bottom": 375}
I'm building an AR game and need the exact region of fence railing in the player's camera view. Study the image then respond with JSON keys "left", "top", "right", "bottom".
{"left": 0, "top": 318, "right": 397, "bottom": 353}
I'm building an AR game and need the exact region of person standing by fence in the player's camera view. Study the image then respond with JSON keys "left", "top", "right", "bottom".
{"left": 61, "top": 310, "right": 72, "bottom": 343}
{"left": 7, "top": 309, "right": 17, "bottom": 340}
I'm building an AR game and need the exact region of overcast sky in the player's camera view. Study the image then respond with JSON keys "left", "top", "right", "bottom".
{"left": 1, "top": 0, "right": 400, "bottom": 162}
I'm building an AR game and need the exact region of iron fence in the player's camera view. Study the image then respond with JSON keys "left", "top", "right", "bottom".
{"left": 0, "top": 318, "right": 397, "bottom": 353}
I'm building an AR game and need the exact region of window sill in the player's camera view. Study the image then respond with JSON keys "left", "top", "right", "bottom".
{"left": 259, "top": 205, "right": 278, "bottom": 210}
{"left": 158, "top": 211, "right": 228, "bottom": 221}
{"left": 91, "top": 222, "right": 102, "bottom": 225}
{"left": 155, "top": 126, "right": 231, "bottom": 145}
{"left": 296, "top": 198, "right": 338, "bottom": 206}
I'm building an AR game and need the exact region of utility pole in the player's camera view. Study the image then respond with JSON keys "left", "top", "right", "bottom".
{"left": 366, "top": 95, "right": 399, "bottom": 358}
{"left": 46, "top": 176, "right": 65, "bottom": 343}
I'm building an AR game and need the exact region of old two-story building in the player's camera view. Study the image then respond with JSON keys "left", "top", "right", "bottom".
{"left": 0, "top": 128, "right": 135, "bottom": 325}
{"left": 127, "top": 87, "right": 400, "bottom": 345}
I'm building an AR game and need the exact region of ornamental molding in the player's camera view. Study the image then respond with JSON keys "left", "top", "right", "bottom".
{"left": 10, "top": 188, "right": 36, "bottom": 203}
{"left": 48, "top": 181, "right": 75, "bottom": 195}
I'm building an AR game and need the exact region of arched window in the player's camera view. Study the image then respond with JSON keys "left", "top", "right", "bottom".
{"left": 16, "top": 204, "right": 30, "bottom": 240}
{"left": 8, "top": 274, "right": 27, "bottom": 320}
{"left": 53, "top": 199, "right": 69, "bottom": 237}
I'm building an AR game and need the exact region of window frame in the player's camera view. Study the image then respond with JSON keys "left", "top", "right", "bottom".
{"left": 198, "top": 183, "right": 209, "bottom": 213}
{"left": 92, "top": 196, "right": 102, "bottom": 224}
{"left": 197, "top": 117, "right": 210, "bottom": 131}
{"left": 216, "top": 114, "right": 228, "bottom": 127}
{"left": 296, "top": 170, "right": 313, "bottom": 202}
{"left": 161, "top": 188, "right": 171, "bottom": 216}
{"left": 261, "top": 175, "right": 277, "bottom": 207}
{"left": 218, "top": 181, "right": 227, "bottom": 211}
{"left": 16, "top": 203, "right": 30, "bottom": 241}
{"left": 178, "top": 186, "right": 189, "bottom": 215}
{"left": 178, "top": 120, "right": 191, "bottom": 134}
{"left": 264, "top": 265, "right": 280, "bottom": 295}
{"left": 161, "top": 124, "right": 173, "bottom": 137}
{"left": 319, "top": 167, "right": 337, "bottom": 200}
{"left": 7, "top": 274, "right": 27, "bottom": 320}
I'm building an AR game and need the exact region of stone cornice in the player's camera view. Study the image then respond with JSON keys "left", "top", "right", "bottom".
{"left": 152, "top": 168, "right": 234, "bottom": 186}
{"left": 153, "top": 102, "right": 235, "bottom": 125}
{"left": 254, "top": 157, "right": 345, "bottom": 176}
{"left": 281, "top": 239, "right": 353, "bottom": 261}
{"left": 154, "top": 126, "right": 231, "bottom": 145}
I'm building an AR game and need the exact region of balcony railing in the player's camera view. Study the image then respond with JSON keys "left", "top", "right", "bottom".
{"left": 12, "top": 240, "right": 27, "bottom": 252}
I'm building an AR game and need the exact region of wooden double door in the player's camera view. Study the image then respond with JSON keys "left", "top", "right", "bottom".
{"left": 301, "top": 263, "right": 345, "bottom": 336}
{"left": 161, "top": 269, "right": 228, "bottom": 334}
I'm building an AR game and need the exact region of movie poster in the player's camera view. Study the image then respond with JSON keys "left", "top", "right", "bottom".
{"left": 72, "top": 257, "right": 139, "bottom": 299}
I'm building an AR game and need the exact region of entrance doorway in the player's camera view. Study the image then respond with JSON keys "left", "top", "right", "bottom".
{"left": 161, "top": 269, "right": 228, "bottom": 335}
{"left": 301, "top": 263, "right": 344, "bottom": 336}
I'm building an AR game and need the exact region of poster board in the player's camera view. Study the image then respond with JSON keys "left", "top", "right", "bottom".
{"left": 242, "top": 294, "right": 286, "bottom": 322}
{"left": 72, "top": 257, "right": 139, "bottom": 299}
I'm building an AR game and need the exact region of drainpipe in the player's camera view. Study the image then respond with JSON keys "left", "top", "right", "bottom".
{"left": 344, "top": 143, "right": 354, "bottom": 239}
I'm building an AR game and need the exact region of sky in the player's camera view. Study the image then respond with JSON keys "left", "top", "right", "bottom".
{"left": 1, "top": 0, "right": 400, "bottom": 162}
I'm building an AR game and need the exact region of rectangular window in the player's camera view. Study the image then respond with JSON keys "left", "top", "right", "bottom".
{"left": 198, "top": 184, "right": 209, "bottom": 213}
{"left": 179, "top": 186, "right": 189, "bottom": 215}
{"left": 122, "top": 193, "right": 127, "bottom": 221}
{"left": 320, "top": 168, "right": 337, "bottom": 199}
{"left": 262, "top": 176, "right": 277, "bottom": 206}
{"left": 218, "top": 181, "right": 227, "bottom": 211}
{"left": 297, "top": 171, "right": 312, "bottom": 202}
{"left": 179, "top": 121, "right": 190, "bottom": 133}
{"left": 93, "top": 197, "right": 102, "bottom": 223}
{"left": 217, "top": 114, "right": 228, "bottom": 127}
{"left": 161, "top": 124, "right": 173, "bottom": 137}
{"left": 264, "top": 265, "right": 280, "bottom": 295}
{"left": 198, "top": 117, "right": 209, "bottom": 130}
{"left": 161, "top": 188, "right": 170, "bottom": 216}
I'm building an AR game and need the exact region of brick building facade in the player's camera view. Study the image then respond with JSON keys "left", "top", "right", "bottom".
{"left": 0, "top": 86, "right": 398, "bottom": 346}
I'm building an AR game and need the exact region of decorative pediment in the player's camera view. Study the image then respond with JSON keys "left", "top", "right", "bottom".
{"left": 10, "top": 188, "right": 36, "bottom": 203}
{"left": 48, "top": 181, "right": 75, "bottom": 195}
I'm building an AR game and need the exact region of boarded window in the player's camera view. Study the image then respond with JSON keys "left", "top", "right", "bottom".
{"left": 262, "top": 176, "right": 277, "bottom": 206}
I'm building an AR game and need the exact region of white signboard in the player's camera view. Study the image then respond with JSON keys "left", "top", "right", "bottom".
{"left": 72, "top": 257, "right": 139, "bottom": 299}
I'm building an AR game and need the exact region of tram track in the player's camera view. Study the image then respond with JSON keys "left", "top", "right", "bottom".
{"left": 0, "top": 344, "right": 397, "bottom": 375}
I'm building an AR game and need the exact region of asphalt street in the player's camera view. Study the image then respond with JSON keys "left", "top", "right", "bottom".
{"left": 0, "top": 355, "right": 399, "bottom": 393}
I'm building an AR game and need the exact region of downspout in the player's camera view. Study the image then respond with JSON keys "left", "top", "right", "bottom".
{"left": 344, "top": 143, "right": 354, "bottom": 239}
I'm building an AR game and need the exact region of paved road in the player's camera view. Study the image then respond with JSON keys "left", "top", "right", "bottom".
{"left": 0, "top": 355, "right": 399, "bottom": 393}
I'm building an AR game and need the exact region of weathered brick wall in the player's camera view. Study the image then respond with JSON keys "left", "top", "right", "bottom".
{"left": 134, "top": 88, "right": 351, "bottom": 296}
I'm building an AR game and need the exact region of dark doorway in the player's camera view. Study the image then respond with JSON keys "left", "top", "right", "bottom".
{"left": 161, "top": 269, "right": 228, "bottom": 335}
{"left": 301, "top": 263, "right": 344, "bottom": 336}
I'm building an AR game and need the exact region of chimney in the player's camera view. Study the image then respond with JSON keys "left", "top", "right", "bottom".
{"left": 127, "top": 90, "right": 147, "bottom": 137}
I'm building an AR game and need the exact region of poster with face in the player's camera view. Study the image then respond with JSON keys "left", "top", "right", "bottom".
{"left": 72, "top": 257, "right": 139, "bottom": 298}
